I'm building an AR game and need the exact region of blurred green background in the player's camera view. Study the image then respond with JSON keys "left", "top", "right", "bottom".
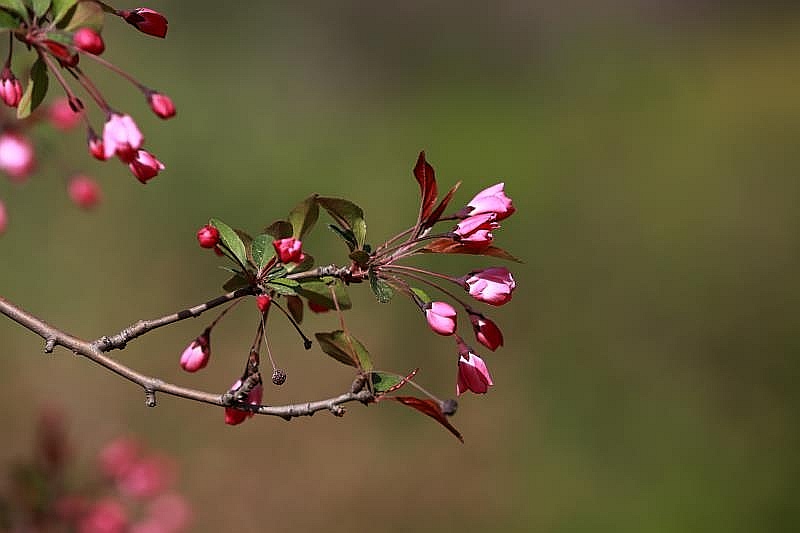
{"left": 1, "top": 1, "right": 799, "bottom": 531}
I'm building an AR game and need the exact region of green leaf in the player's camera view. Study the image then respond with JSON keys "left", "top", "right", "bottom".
{"left": 288, "top": 194, "right": 319, "bottom": 240}
{"left": 251, "top": 234, "right": 274, "bottom": 270}
{"left": 223, "top": 274, "right": 250, "bottom": 292}
{"left": 314, "top": 330, "right": 372, "bottom": 370}
{"left": 60, "top": 0, "right": 103, "bottom": 31}
{"left": 234, "top": 229, "right": 254, "bottom": 265}
{"left": 17, "top": 57, "right": 48, "bottom": 119}
{"left": 369, "top": 269, "right": 394, "bottom": 303}
{"left": 0, "top": 0, "right": 27, "bottom": 19}
{"left": 370, "top": 372, "right": 403, "bottom": 393}
{"left": 296, "top": 278, "right": 351, "bottom": 310}
{"left": 327, "top": 224, "right": 357, "bottom": 251}
{"left": 50, "top": 0, "right": 77, "bottom": 23}
{"left": 263, "top": 220, "right": 292, "bottom": 240}
{"left": 0, "top": 9, "right": 19, "bottom": 28}
{"left": 349, "top": 250, "right": 370, "bottom": 268}
{"left": 410, "top": 287, "right": 432, "bottom": 306}
{"left": 264, "top": 277, "right": 299, "bottom": 296}
{"left": 316, "top": 197, "right": 367, "bottom": 250}
{"left": 286, "top": 295, "right": 303, "bottom": 324}
{"left": 210, "top": 218, "right": 248, "bottom": 270}
{"left": 31, "top": 0, "right": 50, "bottom": 18}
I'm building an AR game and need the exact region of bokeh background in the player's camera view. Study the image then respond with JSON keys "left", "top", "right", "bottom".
{"left": 1, "top": 1, "right": 799, "bottom": 531}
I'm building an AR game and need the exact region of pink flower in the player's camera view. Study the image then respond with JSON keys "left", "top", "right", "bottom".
{"left": 147, "top": 92, "right": 176, "bottom": 119}
{"left": 49, "top": 97, "right": 84, "bottom": 130}
{"left": 68, "top": 175, "right": 102, "bottom": 209}
{"left": 466, "top": 182, "right": 515, "bottom": 221}
{"left": 73, "top": 27, "right": 105, "bottom": 55}
{"left": 425, "top": 301, "right": 457, "bottom": 336}
{"left": 464, "top": 267, "right": 515, "bottom": 306}
{"left": 117, "top": 454, "right": 175, "bottom": 499}
{"left": 453, "top": 212, "right": 498, "bottom": 247}
{"left": 469, "top": 313, "right": 503, "bottom": 351}
{"left": 0, "top": 199, "right": 6, "bottom": 235}
{"left": 79, "top": 499, "right": 127, "bottom": 533}
{"left": 131, "top": 493, "right": 192, "bottom": 533}
{"left": 256, "top": 294, "right": 271, "bottom": 313}
{"left": 196, "top": 225, "right": 219, "bottom": 248}
{"left": 179, "top": 329, "right": 210, "bottom": 372}
{"left": 0, "top": 132, "right": 35, "bottom": 181}
{"left": 103, "top": 113, "right": 143, "bottom": 162}
{"left": 224, "top": 379, "right": 263, "bottom": 425}
{"left": 120, "top": 8, "right": 169, "bottom": 38}
{"left": 88, "top": 129, "right": 107, "bottom": 160}
{"left": 99, "top": 437, "right": 141, "bottom": 480}
{"left": 128, "top": 149, "right": 164, "bottom": 183}
{"left": 0, "top": 69, "right": 22, "bottom": 108}
{"left": 457, "top": 351, "right": 493, "bottom": 395}
{"left": 273, "top": 237, "right": 305, "bottom": 263}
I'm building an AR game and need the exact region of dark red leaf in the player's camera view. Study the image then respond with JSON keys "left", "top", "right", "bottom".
{"left": 422, "top": 180, "right": 461, "bottom": 229}
{"left": 387, "top": 396, "right": 464, "bottom": 442}
{"left": 420, "top": 238, "right": 523, "bottom": 263}
{"left": 413, "top": 151, "right": 438, "bottom": 222}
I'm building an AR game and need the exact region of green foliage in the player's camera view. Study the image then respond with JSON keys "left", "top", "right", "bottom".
{"left": 17, "top": 57, "right": 48, "bottom": 119}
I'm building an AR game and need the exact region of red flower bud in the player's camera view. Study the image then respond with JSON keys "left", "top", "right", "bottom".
{"left": 272, "top": 237, "right": 305, "bottom": 263}
{"left": 196, "top": 225, "right": 219, "bottom": 248}
{"left": 147, "top": 92, "right": 176, "bottom": 119}
{"left": 87, "top": 129, "right": 107, "bottom": 160}
{"left": 425, "top": 301, "right": 457, "bottom": 336}
{"left": 224, "top": 380, "right": 263, "bottom": 425}
{"left": 68, "top": 175, "right": 101, "bottom": 210}
{"left": 256, "top": 294, "right": 271, "bottom": 313}
{"left": 120, "top": 8, "right": 169, "bottom": 38}
{"left": 73, "top": 27, "right": 105, "bottom": 55}
{"left": 128, "top": 149, "right": 164, "bottom": 183}
{"left": 469, "top": 313, "right": 503, "bottom": 351}
{"left": 0, "top": 69, "right": 22, "bottom": 108}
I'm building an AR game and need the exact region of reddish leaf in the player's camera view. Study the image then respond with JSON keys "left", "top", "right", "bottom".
{"left": 422, "top": 180, "right": 461, "bottom": 229}
{"left": 420, "top": 238, "right": 523, "bottom": 263}
{"left": 387, "top": 396, "right": 464, "bottom": 442}
{"left": 413, "top": 151, "right": 438, "bottom": 222}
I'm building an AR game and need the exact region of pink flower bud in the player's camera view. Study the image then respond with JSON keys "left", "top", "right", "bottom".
{"left": 464, "top": 267, "right": 515, "bottom": 306}
{"left": 147, "top": 92, "right": 175, "bottom": 119}
{"left": 79, "top": 499, "right": 128, "bottom": 533}
{"left": 425, "top": 301, "right": 457, "bottom": 336}
{"left": 49, "top": 97, "right": 83, "bottom": 130}
{"left": 453, "top": 212, "right": 498, "bottom": 247}
{"left": 0, "top": 199, "right": 6, "bottom": 235}
{"left": 120, "top": 8, "right": 169, "bottom": 38}
{"left": 469, "top": 313, "right": 503, "bottom": 351}
{"left": 256, "top": 294, "right": 271, "bottom": 313}
{"left": 0, "top": 69, "right": 22, "bottom": 108}
{"left": 68, "top": 175, "right": 102, "bottom": 210}
{"left": 73, "top": 27, "right": 105, "bottom": 55}
{"left": 102, "top": 113, "right": 143, "bottom": 162}
{"left": 196, "top": 224, "right": 219, "bottom": 248}
{"left": 0, "top": 132, "right": 35, "bottom": 181}
{"left": 133, "top": 493, "right": 192, "bottom": 533}
{"left": 117, "top": 454, "right": 175, "bottom": 499}
{"left": 466, "top": 182, "right": 515, "bottom": 221}
{"left": 87, "top": 129, "right": 107, "bottom": 160}
{"left": 457, "top": 351, "right": 493, "bottom": 395}
{"left": 308, "top": 300, "right": 330, "bottom": 313}
{"left": 179, "top": 330, "right": 210, "bottom": 372}
{"left": 128, "top": 149, "right": 164, "bottom": 183}
{"left": 272, "top": 237, "right": 305, "bottom": 263}
{"left": 99, "top": 437, "right": 141, "bottom": 480}
{"left": 224, "top": 380, "right": 264, "bottom": 425}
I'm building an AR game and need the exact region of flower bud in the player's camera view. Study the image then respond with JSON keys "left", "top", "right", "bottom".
{"left": 456, "top": 351, "right": 493, "bottom": 395}
{"left": 256, "top": 294, "right": 271, "bottom": 313}
{"left": 117, "top": 454, "right": 175, "bottom": 499}
{"left": 128, "top": 149, "right": 164, "bottom": 183}
{"left": 463, "top": 267, "right": 515, "bottom": 306}
{"left": 0, "top": 199, "right": 6, "bottom": 235}
{"left": 103, "top": 113, "right": 143, "bottom": 162}
{"left": 0, "top": 132, "right": 35, "bottom": 181}
{"left": 179, "top": 330, "right": 210, "bottom": 372}
{"left": 87, "top": 128, "right": 107, "bottom": 160}
{"left": 120, "top": 8, "right": 169, "bottom": 38}
{"left": 147, "top": 92, "right": 175, "bottom": 119}
{"left": 68, "top": 175, "right": 101, "bottom": 210}
{"left": 0, "top": 68, "right": 22, "bottom": 108}
{"left": 43, "top": 40, "right": 78, "bottom": 66}
{"left": 465, "top": 182, "right": 515, "bottom": 221}
{"left": 469, "top": 313, "right": 503, "bottom": 351}
{"left": 272, "top": 237, "right": 305, "bottom": 263}
{"left": 73, "top": 27, "right": 105, "bottom": 55}
{"left": 453, "top": 212, "right": 498, "bottom": 247}
{"left": 224, "top": 379, "right": 264, "bottom": 425}
{"left": 99, "top": 437, "right": 140, "bottom": 480}
{"left": 49, "top": 97, "right": 83, "bottom": 130}
{"left": 425, "top": 301, "right": 457, "bottom": 336}
{"left": 78, "top": 499, "right": 128, "bottom": 533}
{"left": 196, "top": 225, "right": 219, "bottom": 248}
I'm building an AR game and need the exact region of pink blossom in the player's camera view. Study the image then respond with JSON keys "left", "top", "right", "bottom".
{"left": 120, "top": 8, "right": 169, "bottom": 38}
{"left": 224, "top": 379, "right": 264, "bottom": 425}
{"left": 469, "top": 313, "right": 503, "bottom": 351}
{"left": 73, "top": 27, "right": 105, "bottom": 55}
{"left": 464, "top": 267, "right": 515, "bottom": 306}
{"left": 0, "top": 132, "right": 35, "bottom": 181}
{"left": 196, "top": 224, "right": 219, "bottom": 248}
{"left": 457, "top": 351, "right": 493, "bottom": 395}
{"left": 102, "top": 113, "right": 143, "bottom": 162}
{"left": 68, "top": 175, "right": 101, "bottom": 210}
{"left": 0, "top": 199, "right": 6, "bottom": 235}
{"left": 256, "top": 294, "right": 271, "bottom": 313}
{"left": 425, "top": 301, "right": 457, "bottom": 336}
{"left": 466, "top": 182, "right": 515, "bottom": 221}
{"left": 0, "top": 69, "right": 22, "bottom": 108}
{"left": 79, "top": 499, "right": 127, "bottom": 533}
{"left": 179, "top": 330, "right": 210, "bottom": 372}
{"left": 273, "top": 237, "right": 305, "bottom": 263}
{"left": 118, "top": 454, "right": 175, "bottom": 499}
{"left": 99, "top": 437, "right": 141, "bottom": 480}
{"left": 131, "top": 493, "right": 192, "bottom": 533}
{"left": 49, "top": 97, "right": 84, "bottom": 130}
{"left": 453, "top": 212, "right": 498, "bottom": 246}
{"left": 128, "top": 149, "right": 164, "bottom": 183}
{"left": 148, "top": 92, "right": 176, "bottom": 119}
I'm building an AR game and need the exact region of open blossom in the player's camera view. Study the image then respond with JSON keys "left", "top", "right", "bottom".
{"left": 179, "top": 330, "right": 211, "bottom": 372}
{"left": 68, "top": 175, "right": 102, "bottom": 209}
{"left": 466, "top": 182, "right": 515, "bottom": 221}
{"left": 469, "top": 313, "right": 503, "bottom": 351}
{"left": 454, "top": 212, "right": 498, "bottom": 246}
{"left": 224, "top": 380, "right": 264, "bottom": 425}
{"left": 120, "top": 8, "right": 169, "bottom": 38}
{"left": 73, "top": 27, "right": 105, "bottom": 55}
{"left": 0, "top": 132, "right": 35, "bottom": 180}
{"left": 273, "top": 237, "right": 305, "bottom": 263}
{"left": 425, "top": 301, "right": 457, "bottom": 336}
{"left": 103, "top": 113, "right": 143, "bottom": 162}
{"left": 147, "top": 92, "right": 176, "bottom": 119}
{"left": 457, "top": 351, "right": 494, "bottom": 395}
{"left": 464, "top": 267, "right": 515, "bottom": 306}
{"left": 0, "top": 69, "right": 22, "bottom": 107}
{"left": 128, "top": 150, "right": 164, "bottom": 183}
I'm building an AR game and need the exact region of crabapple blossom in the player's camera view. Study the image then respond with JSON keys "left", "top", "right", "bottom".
{"left": 425, "top": 301, "right": 458, "bottom": 336}
{"left": 465, "top": 182, "right": 515, "bottom": 220}
{"left": 464, "top": 267, "right": 516, "bottom": 306}
{"left": 179, "top": 330, "right": 211, "bottom": 372}
{"left": 147, "top": 92, "right": 176, "bottom": 119}
{"left": 457, "top": 351, "right": 494, "bottom": 395}
{"left": 102, "top": 113, "right": 143, "bottom": 162}
{"left": 224, "top": 380, "right": 264, "bottom": 425}
{"left": 469, "top": 313, "right": 504, "bottom": 351}
{"left": 128, "top": 149, "right": 164, "bottom": 183}
{"left": 68, "top": 175, "right": 102, "bottom": 209}
{"left": 273, "top": 237, "right": 305, "bottom": 263}
{"left": 0, "top": 69, "right": 22, "bottom": 107}
{"left": 0, "top": 131, "right": 35, "bottom": 180}
{"left": 454, "top": 212, "right": 498, "bottom": 246}
{"left": 196, "top": 225, "right": 219, "bottom": 248}
{"left": 73, "top": 28, "right": 105, "bottom": 55}
{"left": 256, "top": 294, "right": 271, "bottom": 313}
{"left": 119, "top": 8, "right": 169, "bottom": 38}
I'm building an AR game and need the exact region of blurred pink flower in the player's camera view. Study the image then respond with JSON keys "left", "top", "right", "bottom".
{"left": 0, "top": 132, "right": 35, "bottom": 180}
{"left": 79, "top": 499, "right": 127, "bottom": 533}
{"left": 49, "top": 97, "right": 84, "bottom": 130}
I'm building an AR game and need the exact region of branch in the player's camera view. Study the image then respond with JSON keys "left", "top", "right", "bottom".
{"left": 0, "top": 295, "right": 374, "bottom": 419}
